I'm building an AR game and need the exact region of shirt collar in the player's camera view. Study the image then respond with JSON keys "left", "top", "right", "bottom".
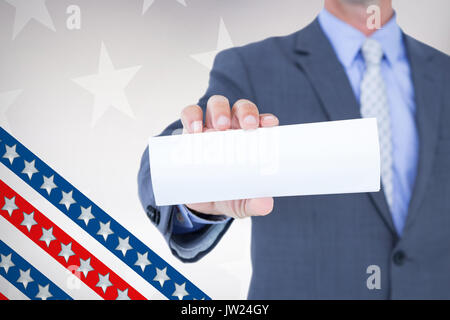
{"left": 318, "top": 8, "right": 404, "bottom": 68}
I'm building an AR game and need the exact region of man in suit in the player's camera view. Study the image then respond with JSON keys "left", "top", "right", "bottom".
{"left": 138, "top": 0, "right": 450, "bottom": 299}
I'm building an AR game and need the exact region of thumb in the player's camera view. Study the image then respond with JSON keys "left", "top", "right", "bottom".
{"left": 220, "top": 197, "right": 274, "bottom": 219}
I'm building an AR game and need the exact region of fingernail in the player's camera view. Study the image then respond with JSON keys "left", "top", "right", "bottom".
{"left": 262, "top": 115, "right": 277, "bottom": 125}
{"left": 216, "top": 115, "right": 230, "bottom": 127}
{"left": 243, "top": 115, "right": 257, "bottom": 126}
{"left": 263, "top": 115, "right": 276, "bottom": 122}
{"left": 191, "top": 121, "right": 203, "bottom": 133}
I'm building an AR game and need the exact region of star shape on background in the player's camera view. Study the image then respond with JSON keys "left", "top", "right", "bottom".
{"left": 20, "top": 211, "right": 37, "bottom": 232}
{"left": 78, "top": 205, "right": 95, "bottom": 226}
{"left": 40, "top": 175, "right": 57, "bottom": 195}
{"left": 172, "top": 282, "right": 188, "bottom": 300}
{"left": 190, "top": 18, "right": 234, "bottom": 70}
{"left": 17, "top": 268, "right": 33, "bottom": 289}
{"left": 142, "top": 0, "right": 186, "bottom": 15}
{"left": 35, "top": 284, "right": 52, "bottom": 300}
{"left": 3, "top": 144, "right": 19, "bottom": 164}
{"left": 97, "top": 221, "right": 114, "bottom": 241}
{"left": 96, "top": 273, "right": 112, "bottom": 293}
{"left": 2, "top": 196, "right": 18, "bottom": 216}
{"left": 77, "top": 257, "right": 94, "bottom": 278}
{"left": 134, "top": 252, "right": 151, "bottom": 272}
{"left": 72, "top": 42, "right": 141, "bottom": 127}
{"left": 115, "top": 236, "right": 132, "bottom": 256}
{"left": 58, "top": 242, "right": 75, "bottom": 263}
{"left": 5, "top": 0, "right": 56, "bottom": 39}
{"left": 39, "top": 226, "right": 56, "bottom": 247}
{"left": 21, "top": 159, "right": 38, "bottom": 180}
{"left": 59, "top": 190, "right": 76, "bottom": 210}
{"left": 0, "top": 89, "right": 22, "bottom": 131}
{"left": 116, "top": 288, "right": 130, "bottom": 300}
{"left": 0, "top": 253, "right": 15, "bottom": 274}
{"left": 153, "top": 267, "right": 170, "bottom": 287}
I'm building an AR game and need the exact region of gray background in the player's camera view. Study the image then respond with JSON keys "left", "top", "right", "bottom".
{"left": 0, "top": 0, "right": 449, "bottom": 299}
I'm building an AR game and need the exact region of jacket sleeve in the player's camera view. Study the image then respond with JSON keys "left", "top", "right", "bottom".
{"left": 137, "top": 47, "right": 255, "bottom": 262}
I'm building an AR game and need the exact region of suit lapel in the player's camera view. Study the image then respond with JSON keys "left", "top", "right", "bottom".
{"left": 402, "top": 35, "right": 442, "bottom": 233}
{"left": 293, "top": 19, "right": 397, "bottom": 235}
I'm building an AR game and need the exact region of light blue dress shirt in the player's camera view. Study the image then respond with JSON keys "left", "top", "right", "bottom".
{"left": 318, "top": 9, "right": 418, "bottom": 235}
{"left": 173, "top": 8, "right": 419, "bottom": 236}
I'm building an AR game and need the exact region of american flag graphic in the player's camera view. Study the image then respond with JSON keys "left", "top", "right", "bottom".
{"left": 0, "top": 127, "right": 209, "bottom": 300}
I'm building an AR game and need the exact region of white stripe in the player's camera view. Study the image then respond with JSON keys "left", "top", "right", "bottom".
{"left": 0, "top": 164, "right": 166, "bottom": 300}
{"left": 0, "top": 216, "right": 101, "bottom": 300}
{"left": 0, "top": 274, "right": 29, "bottom": 300}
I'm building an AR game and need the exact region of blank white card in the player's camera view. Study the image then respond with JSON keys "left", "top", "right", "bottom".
{"left": 149, "top": 118, "right": 380, "bottom": 206}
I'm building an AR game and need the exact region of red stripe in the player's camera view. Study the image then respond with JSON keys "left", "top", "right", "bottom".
{"left": 0, "top": 292, "right": 8, "bottom": 300}
{"left": 0, "top": 179, "right": 146, "bottom": 300}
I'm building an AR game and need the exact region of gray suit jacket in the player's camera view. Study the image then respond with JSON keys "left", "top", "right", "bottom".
{"left": 138, "top": 19, "right": 450, "bottom": 299}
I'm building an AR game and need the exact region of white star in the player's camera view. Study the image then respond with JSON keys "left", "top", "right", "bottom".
{"left": 21, "top": 159, "right": 38, "bottom": 180}
{"left": 96, "top": 273, "right": 112, "bottom": 293}
{"left": 115, "top": 236, "right": 132, "bottom": 256}
{"left": 5, "top": 0, "right": 56, "bottom": 39}
{"left": 58, "top": 242, "right": 75, "bottom": 263}
{"left": 17, "top": 268, "right": 33, "bottom": 289}
{"left": 77, "top": 257, "right": 94, "bottom": 278}
{"left": 134, "top": 252, "right": 151, "bottom": 272}
{"left": 172, "top": 282, "right": 188, "bottom": 300}
{"left": 72, "top": 42, "right": 141, "bottom": 127}
{"left": 59, "top": 190, "right": 76, "bottom": 210}
{"left": 35, "top": 284, "right": 52, "bottom": 300}
{"left": 39, "top": 226, "right": 56, "bottom": 247}
{"left": 40, "top": 175, "right": 57, "bottom": 195}
{"left": 20, "top": 211, "right": 37, "bottom": 232}
{"left": 3, "top": 144, "right": 19, "bottom": 164}
{"left": 142, "top": 0, "right": 186, "bottom": 15}
{"left": 2, "top": 196, "right": 18, "bottom": 216}
{"left": 0, "top": 253, "right": 15, "bottom": 274}
{"left": 190, "top": 18, "right": 234, "bottom": 70}
{"left": 153, "top": 267, "right": 170, "bottom": 287}
{"left": 0, "top": 89, "right": 22, "bottom": 131}
{"left": 116, "top": 288, "right": 130, "bottom": 300}
{"left": 78, "top": 205, "right": 95, "bottom": 226}
{"left": 97, "top": 221, "right": 114, "bottom": 241}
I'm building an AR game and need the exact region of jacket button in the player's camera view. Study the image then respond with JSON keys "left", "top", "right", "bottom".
{"left": 154, "top": 210, "right": 160, "bottom": 225}
{"left": 393, "top": 250, "right": 406, "bottom": 266}
{"left": 146, "top": 205, "right": 160, "bottom": 225}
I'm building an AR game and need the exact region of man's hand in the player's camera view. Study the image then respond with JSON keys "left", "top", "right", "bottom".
{"left": 180, "top": 95, "right": 279, "bottom": 219}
